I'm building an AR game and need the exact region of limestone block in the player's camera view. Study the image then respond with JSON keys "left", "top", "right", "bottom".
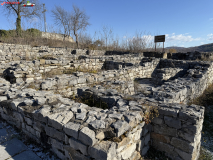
{"left": 78, "top": 127, "right": 97, "bottom": 146}
{"left": 144, "top": 133, "right": 150, "bottom": 145}
{"left": 63, "top": 122, "right": 80, "bottom": 139}
{"left": 151, "top": 117, "right": 164, "bottom": 125}
{"left": 45, "top": 125, "right": 65, "bottom": 141}
{"left": 120, "top": 143, "right": 136, "bottom": 159}
{"left": 49, "top": 137, "right": 64, "bottom": 151}
{"left": 164, "top": 116, "right": 181, "bottom": 129}
{"left": 88, "top": 141, "right": 116, "bottom": 160}
{"left": 64, "top": 146, "right": 90, "bottom": 160}
{"left": 24, "top": 116, "right": 33, "bottom": 126}
{"left": 153, "top": 124, "right": 177, "bottom": 137}
{"left": 69, "top": 138, "right": 88, "bottom": 155}
{"left": 117, "top": 137, "right": 131, "bottom": 152}
{"left": 112, "top": 120, "right": 131, "bottom": 137}
{"left": 96, "top": 131, "right": 105, "bottom": 140}
{"left": 141, "top": 144, "right": 149, "bottom": 156}
{"left": 89, "top": 120, "right": 105, "bottom": 129}
{"left": 171, "top": 137, "right": 194, "bottom": 153}
{"left": 150, "top": 132, "right": 171, "bottom": 143}
{"left": 48, "top": 110, "right": 73, "bottom": 130}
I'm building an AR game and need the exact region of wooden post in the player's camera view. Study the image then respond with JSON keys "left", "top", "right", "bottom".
{"left": 163, "top": 42, "right": 164, "bottom": 52}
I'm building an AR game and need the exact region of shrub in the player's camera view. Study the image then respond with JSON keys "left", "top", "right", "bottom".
{"left": 26, "top": 28, "right": 42, "bottom": 37}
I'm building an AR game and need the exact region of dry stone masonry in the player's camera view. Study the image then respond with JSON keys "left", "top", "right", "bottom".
{"left": 0, "top": 42, "right": 210, "bottom": 160}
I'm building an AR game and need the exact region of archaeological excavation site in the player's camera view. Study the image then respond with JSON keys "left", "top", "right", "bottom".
{"left": 0, "top": 43, "right": 212, "bottom": 160}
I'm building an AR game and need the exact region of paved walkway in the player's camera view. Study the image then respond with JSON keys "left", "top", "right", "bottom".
{"left": 0, "top": 121, "right": 59, "bottom": 160}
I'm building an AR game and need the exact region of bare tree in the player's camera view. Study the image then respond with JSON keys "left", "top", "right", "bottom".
{"left": 70, "top": 5, "right": 90, "bottom": 48}
{"left": 2, "top": 0, "right": 42, "bottom": 36}
{"left": 101, "top": 25, "right": 113, "bottom": 50}
{"left": 51, "top": 5, "right": 70, "bottom": 41}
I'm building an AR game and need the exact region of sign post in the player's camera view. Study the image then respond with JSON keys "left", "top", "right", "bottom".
{"left": 154, "top": 35, "right": 165, "bottom": 52}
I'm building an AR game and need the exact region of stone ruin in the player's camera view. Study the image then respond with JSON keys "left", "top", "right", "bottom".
{"left": 0, "top": 42, "right": 211, "bottom": 160}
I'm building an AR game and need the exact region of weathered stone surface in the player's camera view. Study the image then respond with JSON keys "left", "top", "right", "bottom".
{"left": 141, "top": 144, "right": 149, "bottom": 156}
{"left": 171, "top": 137, "right": 194, "bottom": 153}
{"left": 120, "top": 143, "right": 136, "bottom": 159}
{"left": 88, "top": 141, "right": 116, "bottom": 160}
{"left": 78, "top": 127, "right": 97, "bottom": 146}
{"left": 153, "top": 124, "right": 177, "bottom": 137}
{"left": 117, "top": 137, "right": 131, "bottom": 152}
{"left": 144, "top": 133, "right": 150, "bottom": 145}
{"left": 89, "top": 120, "right": 105, "bottom": 129}
{"left": 48, "top": 111, "right": 73, "bottom": 130}
{"left": 164, "top": 116, "right": 181, "bottom": 129}
{"left": 69, "top": 138, "right": 88, "bottom": 155}
{"left": 49, "top": 138, "right": 64, "bottom": 151}
{"left": 45, "top": 125, "right": 64, "bottom": 141}
{"left": 112, "top": 120, "right": 131, "bottom": 137}
{"left": 151, "top": 117, "right": 163, "bottom": 125}
{"left": 152, "top": 140, "right": 177, "bottom": 156}
{"left": 76, "top": 112, "right": 87, "bottom": 120}
{"left": 158, "top": 107, "right": 179, "bottom": 117}
{"left": 63, "top": 122, "right": 80, "bottom": 139}
{"left": 150, "top": 132, "right": 171, "bottom": 143}
{"left": 64, "top": 146, "right": 90, "bottom": 160}
{"left": 96, "top": 131, "right": 105, "bottom": 140}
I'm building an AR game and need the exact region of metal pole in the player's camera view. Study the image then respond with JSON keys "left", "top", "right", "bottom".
{"left": 155, "top": 42, "right": 156, "bottom": 52}
{"left": 42, "top": 4, "right": 47, "bottom": 32}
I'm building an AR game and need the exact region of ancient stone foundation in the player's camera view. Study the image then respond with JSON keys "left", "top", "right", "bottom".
{"left": 0, "top": 43, "right": 210, "bottom": 160}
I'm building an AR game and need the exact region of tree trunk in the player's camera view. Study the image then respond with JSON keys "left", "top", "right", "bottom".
{"left": 16, "top": 1, "right": 21, "bottom": 37}
{"left": 75, "top": 33, "right": 79, "bottom": 48}
{"left": 16, "top": 16, "right": 21, "bottom": 36}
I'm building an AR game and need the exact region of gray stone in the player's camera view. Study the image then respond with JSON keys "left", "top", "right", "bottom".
{"left": 158, "top": 107, "right": 179, "bottom": 117}
{"left": 49, "top": 137, "right": 64, "bottom": 151}
{"left": 78, "top": 127, "right": 97, "bottom": 146}
{"left": 141, "top": 144, "right": 149, "bottom": 156}
{"left": 112, "top": 120, "right": 131, "bottom": 137}
{"left": 88, "top": 141, "right": 116, "bottom": 160}
{"left": 96, "top": 131, "right": 105, "bottom": 140}
{"left": 63, "top": 122, "right": 80, "bottom": 139}
{"left": 108, "top": 113, "right": 123, "bottom": 119}
{"left": 171, "top": 137, "right": 194, "bottom": 153}
{"left": 76, "top": 112, "right": 87, "bottom": 120}
{"left": 48, "top": 110, "right": 73, "bottom": 130}
{"left": 89, "top": 120, "right": 105, "bottom": 129}
{"left": 153, "top": 124, "right": 177, "bottom": 137}
{"left": 69, "top": 138, "right": 88, "bottom": 155}
{"left": 45, "top": 125, "right": 65, "bottom": 141}
{"left": 0, "top": 96, "right": 7, "bottom": 101}
{"left": 86, "top": 116, "right": 96, "bottom": 123}
{"left": 164, "top": 116, "right": 181, "bottom": 129}
{"left": 64, "top": 145, "right": 90, "bottom": 160}
{"left": 151, "top": 117, "right": 163, "bottom": 125}
{"left": 120, "top": 143, "right": 136, "bottom": 159}
{"left": 35, "top": 97, "right": 46, "bottom": 105}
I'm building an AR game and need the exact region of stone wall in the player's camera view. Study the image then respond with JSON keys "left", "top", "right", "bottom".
{"left": 0, "top": 43, "right": 209, "bottom": 160}
{"left": 41, "top": 32, "right": 75, "bottom": 43}
{"left": 151, "top": 103, "right": 204, "bottom": 160}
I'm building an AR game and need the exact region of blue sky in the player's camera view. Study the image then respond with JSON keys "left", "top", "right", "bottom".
{"left": 1, "top": 0, "right": 213, "bottom": 48}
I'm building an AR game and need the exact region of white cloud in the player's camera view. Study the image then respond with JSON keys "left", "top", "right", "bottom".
{"left": 201, "top": 42, "right": 204, "bottom": 44}
{"left": 210, "top": 18, "right": 213, "bottom": 21}
{"left": 166, "top": 33, "right": 200, "bottom": 42}
{"left": 207, "top": 33, "right": 213, "bottom": 40}
{"left": 123, "top": 36, "right": 126, "bottom": 39}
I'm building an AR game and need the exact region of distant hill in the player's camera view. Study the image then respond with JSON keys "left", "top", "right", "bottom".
{"left": 166, "top": 43, "right": 213, "bottom": 52}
